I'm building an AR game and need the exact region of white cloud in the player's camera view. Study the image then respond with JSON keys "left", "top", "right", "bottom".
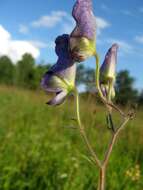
{"left": 135, "top": 35, "right": 143, "bottom": 43}
{"left": 31, "top": 10, "right": 110, "bottom": 36}
{"left": 96, "top": 17, "right": 110, "bottom": 35}
{"left": 106, "top": 38, "right": 133, "bottom": 54}
{"left": 19, "top": 24, "right": 29, "bottom": 34}
{"left": 32, "top": 11, "right": 67, "bottom": 28}
{"left": 0, "top": 25, "right": 40, "bottom": 62}
{"left": 63, "top": 15, "right": 110, "bottom": 35}
{"left": 62, "top": 22, "right": 74, "bottom": 34}
{"left": 96, "top": 17, "right": 110, "bottom": 29}
{"left": 62, "top": 16, "right": 75, "bottom": 34}
{"left": 31, "top": 11, "right": 74, "bottom": 34}
{"left": 29, "top": 40, "right": 55, "bottom": 49}
{"left": 29, "top": 41, "right": 48, "bottom": 48}
{"left": 62, "top": 15, "right": 110, "bottom": 36}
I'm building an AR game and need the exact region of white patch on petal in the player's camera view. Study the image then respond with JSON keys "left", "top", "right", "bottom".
{"left": 47, "top": 90, "right": 67, "bottom": 106}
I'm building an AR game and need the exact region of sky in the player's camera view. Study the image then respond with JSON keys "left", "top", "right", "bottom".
{"left": 0, "top": 0, "right": 143, "bottom": 89}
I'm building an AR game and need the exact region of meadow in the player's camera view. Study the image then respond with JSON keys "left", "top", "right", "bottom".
{"left": 0, "top": 85, "right": 142, "bottom": 190}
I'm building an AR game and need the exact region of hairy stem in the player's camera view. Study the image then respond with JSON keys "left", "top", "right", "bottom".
{"left": 74, "top": 88, "right": 101, "bottom": 168}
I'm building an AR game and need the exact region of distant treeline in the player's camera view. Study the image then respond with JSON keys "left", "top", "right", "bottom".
{"left": 0, "top": 53, "right": 143, "bottom": 106}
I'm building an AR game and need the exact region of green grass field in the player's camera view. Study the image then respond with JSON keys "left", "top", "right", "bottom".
{"left": 0, "top": 86, "right": 142, "bottom": 190}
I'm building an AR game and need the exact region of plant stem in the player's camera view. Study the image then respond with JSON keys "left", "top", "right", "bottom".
{"left": 73, "top": 53, "right": 132, "bottom": 190}
{"left": 97, "top": 116, "right": 130, "bottom": 190}
{"left": 98, "top": 167, "right": 106, "bottom": 190}
{"left": 103, "top": 117, "right": 130, "bottom": 167}
{"left": 74, "top": 88, "right": 101, "bottom": 168}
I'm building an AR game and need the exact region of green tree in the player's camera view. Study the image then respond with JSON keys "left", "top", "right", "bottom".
{"left": 76, "top": 64, "right": 95, "bottom": 92}
{"left": 115, "top": 70, "right": 138, "bottom": 105}
{"left": 0, "top": 56, "right": 15, "bottom": 85}
{"left": 83, "top": 68, "right": 95, "bottom": 92}
{"left": 34, "top": 63, "right": 51, "bottom": 89}
{"left": 138, "top": 90, "right": 143, "bottom": 106}
{"left": 76, "top": 64, "right": 86, "bottom": 85}
{"left": 16, "top": 53, "right": 36, "bottom": 89}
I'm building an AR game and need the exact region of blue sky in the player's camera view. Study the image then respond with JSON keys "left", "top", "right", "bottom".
{"left": 0, "top": 0, "right": 143, "bottom": 89}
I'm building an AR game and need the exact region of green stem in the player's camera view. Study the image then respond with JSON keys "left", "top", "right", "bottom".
{"left": 95, "top": 54, "right": 107, "bottom": 102}
{"left": 74, "top": 88, "right": 101, "bottom": 168}
{"left": 107, "top": 81, "right": 112, "bottom": 103}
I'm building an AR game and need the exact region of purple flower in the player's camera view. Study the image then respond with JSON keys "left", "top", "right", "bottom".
{"left": 70, "top": 0, "right": 96, "bottom": 62}
{"left": 71, "top": 0, "right": 95, "bottom": 40}
{"left": 41, "top": 34, "right": 76, "bottom": 105}
{"left": 100, "top": 44, "right": 119, "bottom": 99}
{"left": 100, "top": 44, "right": 119, "bottom": 83}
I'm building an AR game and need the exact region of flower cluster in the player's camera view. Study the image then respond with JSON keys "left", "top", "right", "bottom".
{"left": 125, "top": 165, "right": 141, "bottom": 181}
{"left": 41, "top": 0, "right": 119, "bottom": 105}
{"left": 40, "top": 1, "right": 134, "bottom": 189}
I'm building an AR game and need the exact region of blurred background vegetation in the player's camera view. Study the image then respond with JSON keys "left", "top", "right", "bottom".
{"left": 0, "top": 53, "right": 142, "bottom": 107}
{"left": 0, "top": 54, "right": 143, "bottom": 189}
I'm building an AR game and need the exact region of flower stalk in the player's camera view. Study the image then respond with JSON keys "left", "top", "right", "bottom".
{"left": 74, "top": 87, "right": 101, "bottom": 168}
{"left": 74, "top": 84, "right": 132, "bottom": 190}
{"left": 42, "top": 1, "right": 135, "bottom": 189}
{"left": 73, "top": 53, "right": 134, "bottom": 190}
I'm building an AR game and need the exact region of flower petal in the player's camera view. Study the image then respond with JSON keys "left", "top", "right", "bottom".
{"left": 71, "top": 0, "right": 96, "bottom": 40}
{"left": 41, "top": 34, "right": 76, "bottom": 105}
{"left": 100, "top": 43, "right": 119, "bottom": 83}
{"left": 47, "top": 90, "right": 67, "bottom": 106}
{"left": 52, "top": 34, "right": 76, "bottom": 84}
{"left": 101, "top": 84, "right": 116, "bottom": 99}
{"left": 55, "top": 34, "right": 70, "bottom": 57}
{"left": 70, "top": 0, "right": 96, "bottom": 62}
{"left": 41, "top": 72, "right": 66, "bottom": 93}
{"left": 70, "top": 37, "right": 95, "bottom": 62}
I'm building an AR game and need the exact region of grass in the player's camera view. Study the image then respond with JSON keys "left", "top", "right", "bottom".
{"left": 0, "top": 85, "right": 142, "bottom": 190}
